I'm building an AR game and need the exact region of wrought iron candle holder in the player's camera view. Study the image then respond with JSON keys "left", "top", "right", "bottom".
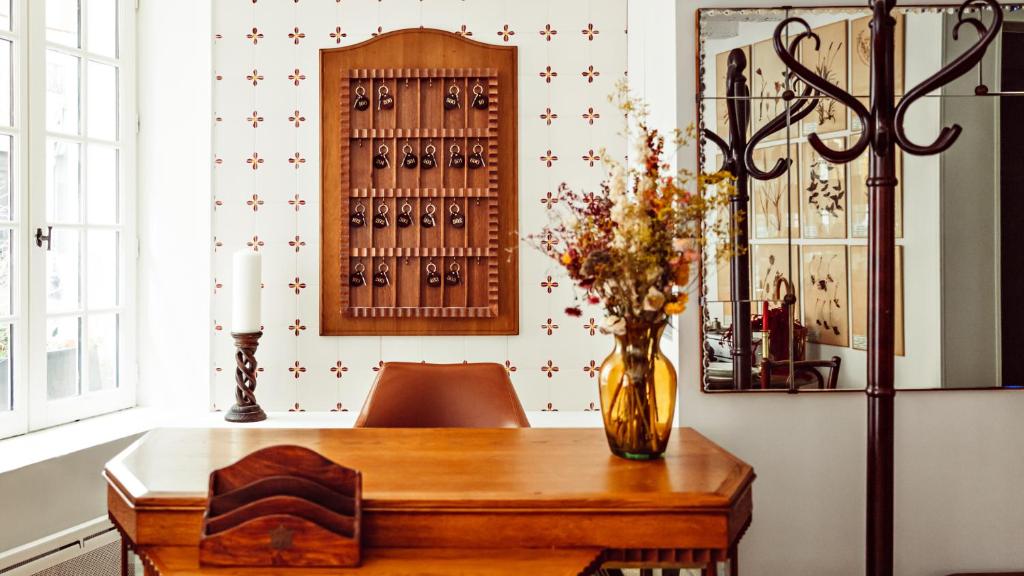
{"left": 767, "top": 1, "right": 1003, "bottom": 574}
{"left": 225, "top": 331, "right": 267, "bottom": 423}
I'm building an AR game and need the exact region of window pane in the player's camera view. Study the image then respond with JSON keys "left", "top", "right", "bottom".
{"left": 87, "top": 229, "right": 117, "bottom": 308}
{"left": 86, "top": 313, "right": 117, "bottom": 392}
{"left": 0, "top": 39, "right": 11, "bottom": 128}
{"left": 0, "top": 229, "right": 10, "bottom": 317}
{"left": 86, "top": 145, "right": 117, "bottom": 224}
{"left": 0, "top": 0, "right": 11, "bottom": 31}
{"left": 0, "top": 325, "right": 10, "bottom": 411}
{"left": 46, "top": 51, "right": 80, "bottom": 135}
{"left": 86, "top": 0, "right": 117, "bottom": 58}
{"left": 47, "top": 316, "right": 80, "bottom": 399}
{"left": 86, "top": 61, "right": 117, "bottom": 141}
{"left": 46, "top": 139, "right": 80, "bottom": 223}
{"left": 0, "top": 135, "right": 10, "bottom": 221}
{"left": 47, "top": 0, "right": 80, "bottom": 48}
{"left": 47, "top": 228, "right": 80, "bottom": 313}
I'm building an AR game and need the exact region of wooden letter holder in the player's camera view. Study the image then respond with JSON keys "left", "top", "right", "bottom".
{"left": 198, "top": 445, "right": 362, "bottom": 568}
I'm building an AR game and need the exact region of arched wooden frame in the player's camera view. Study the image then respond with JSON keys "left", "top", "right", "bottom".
{"left": 320, "top": 29, "right": 519, "bottom": 336}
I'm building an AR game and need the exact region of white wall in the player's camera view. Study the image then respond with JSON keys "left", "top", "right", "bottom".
{"left": 661, "top": 1, "right": 1024, "bottom": 574}
{"left": 136, "top": 0, "right": 212, "bottom": 412}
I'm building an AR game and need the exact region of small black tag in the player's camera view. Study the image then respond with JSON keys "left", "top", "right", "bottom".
{"left": 444, "top": 270, "right": 461, "bottom": 286}
{"left": 349, "top": 212, "right": 365, "bottom": 228}
{"left": 397, "top": 212, "right": 413, "bottom": 228}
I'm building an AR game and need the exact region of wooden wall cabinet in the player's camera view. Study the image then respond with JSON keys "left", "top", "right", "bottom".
{"left": 320, "top": 29, "right": 518, "bottom": 335}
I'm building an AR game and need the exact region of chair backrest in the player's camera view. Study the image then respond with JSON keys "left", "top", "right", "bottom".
{"left": 354, "top": 362, "right": 530, "bottom": 428}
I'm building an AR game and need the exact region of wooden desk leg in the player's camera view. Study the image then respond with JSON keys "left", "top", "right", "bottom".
{"left": 662, "top": 570, "right": 681, "bottom": 576}
{"left": 119, "top": 538, "right": 127, "bottom": 576}
{"left": 730, "top": 543, "right": 739, "bottom": 576}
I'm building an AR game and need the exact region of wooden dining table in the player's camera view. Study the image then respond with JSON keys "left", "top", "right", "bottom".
{"left": 104, "top": 427, "right": 754, "bottom": 575}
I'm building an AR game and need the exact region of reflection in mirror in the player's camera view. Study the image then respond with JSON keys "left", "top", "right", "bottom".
{"left": 698, "top": 5, "right": 1024, "bottom": 391}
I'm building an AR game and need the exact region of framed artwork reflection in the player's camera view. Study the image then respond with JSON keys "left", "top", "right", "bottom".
{"left": 752, "top": 243, "right": 800, "bottom": 304}
{"left": 752, "top": 143, "right": 800, "bottom": 239}
{"left": 799, "top": 20, "right": 849, "bottom": 135}
{"left": 850, "top": 245, "right": 905, "bottom": 355}
{"left": 801, "top": 138, "right": 848, "bottom": 239}
{"left": 801, "top": 244, "right": 849, "bottom": 347}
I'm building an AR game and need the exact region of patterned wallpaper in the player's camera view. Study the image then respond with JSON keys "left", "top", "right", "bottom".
{"left": 211, "top": 0, "right": 628, "bottom": 413}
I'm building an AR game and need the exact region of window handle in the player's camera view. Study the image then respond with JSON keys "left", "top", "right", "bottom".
{"left": 35, "top": 226, "right": 52, "bottom": 251}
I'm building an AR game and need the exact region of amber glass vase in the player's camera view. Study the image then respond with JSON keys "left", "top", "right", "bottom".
{"left": 598, "top": 319, "right": 677, "bottom": 460}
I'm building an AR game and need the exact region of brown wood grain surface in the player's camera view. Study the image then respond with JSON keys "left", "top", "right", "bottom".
{"left": 141, "top": 546, "right": 604, "bottom": 576}
{"left": 321, "top": 29, "right": 518, "bottom": 335}
{"left": 106, "top": 428, "right": 753, "bottom": 555}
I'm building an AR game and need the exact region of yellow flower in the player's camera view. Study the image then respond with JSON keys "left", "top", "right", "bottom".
{"left": 665, "top": 294, "right": 688, "bottom": 315}
{"left": 560, "top": 252, "right": 573, "bottom": 266}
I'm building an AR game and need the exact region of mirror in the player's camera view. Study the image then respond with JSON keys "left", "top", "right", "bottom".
{"left": 698, "top": 5, "right": 1024, "bottom": 391}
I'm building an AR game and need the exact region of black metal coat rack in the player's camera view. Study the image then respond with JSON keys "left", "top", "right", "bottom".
{"left": 767, "top": 1, "right": 1003, "bottom": 574}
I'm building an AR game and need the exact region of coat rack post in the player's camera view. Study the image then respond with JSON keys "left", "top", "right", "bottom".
{"left": 771, "top": 1, "right": 1002, "bottom": 573}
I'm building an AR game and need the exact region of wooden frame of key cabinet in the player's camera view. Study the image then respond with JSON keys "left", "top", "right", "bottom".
{"left": 321, "top": 29, "right": 518, "bottom": 336}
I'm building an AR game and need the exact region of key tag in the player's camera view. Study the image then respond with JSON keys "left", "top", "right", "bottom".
{"left": 377, "top": 84, "right": 395, "bottom": 110}
{"left": 396, "top": 201, "right": 414, "bottom": 228}
{"left": 449, "top": 203, "right": 466, "bottom": 228}
{"left": 444, "top": 261, "right": 462, "bottom": 286}
{"left": 425, "top": 262, "right": 442, "bottom": 287}
{"left": 421, "top": 202, "right": 437, "bottom": 228}
{"left": 373, "top": 203, "right": 389, "bottom": 228}
{"left": 350, "top": 201, "right": 366, "bottom": 227}
{"left": 373, "top": 144, "right": 390, "bottom": 169}
{"left": 471, "top": 81, "right": 488, "bottom": 110}
{"left": 372, "top": 263, "right": 390, "bottom": 287}
{"left": 421, "top": 143, "right": 437, "bottom": 169}
{"left": 352, "top": 84, "right": 370, "bottom": 111}
{"left": 449, "top": 144, "right": 465, "bottom": 168}
{"left": 401, "top": 143, "right": 418, "bottom": 169}
{"left": 468, "top": 143, "right": 486, "bottom": 169}
{"left": 444, "top": 84, "right": 461, "bottom": 110}
{"left": 350, "top": 262, "right": 367, "bottom": 287}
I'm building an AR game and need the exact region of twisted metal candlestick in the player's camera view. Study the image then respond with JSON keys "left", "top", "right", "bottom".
{"left": 226, "top": 332, "right": 267, "bottom": 423}
{"left": 771, "top": 2, "right": 1002, "bottom": 574}
{"left": 703, "top": 44, "right": 818, "bottom": 390}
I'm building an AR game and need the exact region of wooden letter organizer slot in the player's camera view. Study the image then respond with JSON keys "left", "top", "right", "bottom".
{"left": 321, "top": 29, "right": 518, "bottom": 335}
{"left": 199, "top": 445, "right": 362, "bottom": 568}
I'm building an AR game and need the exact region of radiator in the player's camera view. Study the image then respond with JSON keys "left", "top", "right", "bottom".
{"left": 0, "top": 519, "right": 133, "bottom": 576}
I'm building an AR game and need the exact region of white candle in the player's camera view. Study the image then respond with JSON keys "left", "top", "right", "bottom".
{"left": 232, "top": 250, "right": 262, "bottom": 333}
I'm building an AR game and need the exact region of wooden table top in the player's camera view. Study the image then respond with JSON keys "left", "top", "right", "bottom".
{"left": 106, "top": 427, "right": 754, "bottom": 512}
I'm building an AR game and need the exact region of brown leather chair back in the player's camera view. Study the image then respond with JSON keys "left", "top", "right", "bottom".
{"left": 354, "top": 362, "right": 530, "bottom": 428}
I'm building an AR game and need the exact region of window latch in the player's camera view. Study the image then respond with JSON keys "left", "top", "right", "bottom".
{"left": 35, "top": 226, "right": 52, "bottom": 251}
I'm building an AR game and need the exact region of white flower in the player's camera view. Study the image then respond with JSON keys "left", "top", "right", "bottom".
{"left": 602, "top": 315, "right": 627, "bottom": 335}
{"left": 643, "top": 286, "right": 666, "bottom": 312}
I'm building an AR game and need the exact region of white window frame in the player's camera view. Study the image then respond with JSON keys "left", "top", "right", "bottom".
{"left": 0, "top": 0, "right": 29, "bottom": 440}
{"left": 13, "top": 0, "right": 137, "bottom": 435}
